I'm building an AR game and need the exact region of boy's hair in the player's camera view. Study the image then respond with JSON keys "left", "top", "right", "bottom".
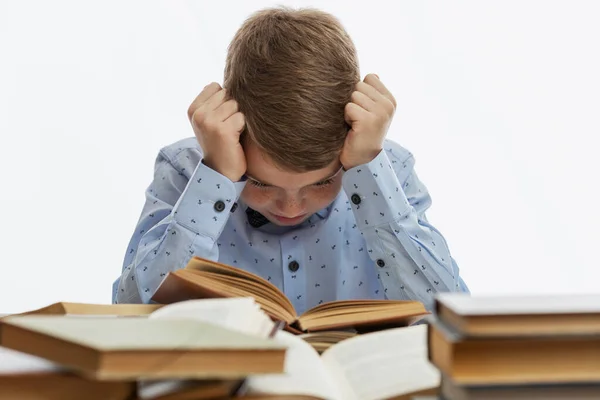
{"left": 224, "top": 6, "right": 360, "bottom": 172}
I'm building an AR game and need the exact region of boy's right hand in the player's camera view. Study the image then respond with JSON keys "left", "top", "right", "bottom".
{"left": 187, "top": 82, "right": 247, "bottom": 182}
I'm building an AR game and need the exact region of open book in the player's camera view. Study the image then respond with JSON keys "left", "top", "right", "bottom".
{"left": 0, "top": 300, "right": 285, "bottom": 381}
{"left": 136, "top": 298, "right": 440, "bottom": 400}
{"left": 243, "top": 325, "right": 440, "bottom": 400}
{"left": 151, "top": 256, "right": 429, "bottom": 332}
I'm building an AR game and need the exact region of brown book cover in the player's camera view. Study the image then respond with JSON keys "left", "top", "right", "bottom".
{"left": 434, "top": 293, "right": 600, "bottom": 337}
{"left": 12, "top": 302, "right": 163, "bottom": 317}
{"left": 0, "top": 315, "right": 286, "bottom": 381}
{"left": 151, "top": 256, "right": 429, "bottom": 333}
{"left": 427, "top": 316, "right": 600, "bottom": 385}
{"left": 0, "top": 346, "right": 135, "bottom": 400}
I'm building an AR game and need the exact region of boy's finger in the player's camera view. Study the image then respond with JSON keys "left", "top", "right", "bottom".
{"left": 223, "top": 112, "right": 246, "bottom": 134}
{"left": 363, "top": 74, "right": 396, "bottom": 107}
{"left": 356, "top": 81, "right": 385, "bottom": 103}
{"left": 204, "top": 89, "right": 228, "bottom": 112}
{"left": 351, "top": 90, "right": 377, "bottom": 112}
{"left": 214, "top": 99, "right": 239, "bottom": 122}
{"left": 188, "top": 82, "right": 222, "bottom": 118}
{"left": 344, "top": 102, "right": 369, "bottom": 124}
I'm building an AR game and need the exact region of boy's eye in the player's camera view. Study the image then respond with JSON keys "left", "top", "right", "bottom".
{"left": 249, "top": 180, "right": 268, "bottom": 188}
{"left": 249, "top": 178, "right": 334, "bottom": 189}
{"left": 313, "top": 178, "right": 334, "bottom": 187}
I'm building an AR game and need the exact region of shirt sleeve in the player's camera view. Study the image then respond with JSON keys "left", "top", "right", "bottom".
{"left": 113, "top": 148, "right": 245, "bottom": 304}
{"left": 341, "top": 143, "right": 469, "bottom": 311}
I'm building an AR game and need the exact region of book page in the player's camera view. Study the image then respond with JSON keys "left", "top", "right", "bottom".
{"left": 321, "top": 325, "right": 440, "bottom": 400}
{"left": 244, "top": 330, "right": 343, "bottom": 400}
{"left": 1, "top": 316, "right": 283, "bottom": 351}
{"left": 140, "top": 298, "right": 275, "bottom": 399}
{"left": 185, "top": 257, "right": 297, "bottom": 319}
{"left": 62, "top": 303, "right": 162, "bottom": 316}
{"left": 437, "top": 293, "right": 600, "bottom": 315}
{"left": 298, "top": 299, "right": 428, "bottom": 332}
{"left": 148, "top": 297, "right": 274, "bottom": 337}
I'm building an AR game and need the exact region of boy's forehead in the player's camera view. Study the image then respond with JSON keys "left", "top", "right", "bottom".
{"left": 245, "top": 143, "right": 341, "bottom": 187}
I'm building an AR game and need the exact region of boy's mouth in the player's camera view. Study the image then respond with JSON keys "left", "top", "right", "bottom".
{"left": 271, "top": 213, "right": 307, "bottom": 225}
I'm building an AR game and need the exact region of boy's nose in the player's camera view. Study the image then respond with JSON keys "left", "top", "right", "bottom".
{"left": 276, "top": 196, "right": 305, "bottom": 217}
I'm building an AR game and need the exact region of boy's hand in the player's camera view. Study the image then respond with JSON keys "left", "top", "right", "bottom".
{"left": 341, "top": 74, "right": 397, "bottom": 170}
{"left": 187, "top": 82, "right": 247, "bottom": 182}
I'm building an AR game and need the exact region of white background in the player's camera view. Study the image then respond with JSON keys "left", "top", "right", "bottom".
{"left": 1, "top": 0, "right": 599, "bottom": 313}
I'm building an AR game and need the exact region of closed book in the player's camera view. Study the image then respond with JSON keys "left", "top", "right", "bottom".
{"left": 434, "top": 293, "right": 600, "bottom": 337}
{"left": 428, "top": 317, "right": 600, "bottom": 385}
{"left": 0, "top": 346, "right": 135, "bottom": 400}
{"left": 0, "top": 314, "right": 286, "bottom": 380}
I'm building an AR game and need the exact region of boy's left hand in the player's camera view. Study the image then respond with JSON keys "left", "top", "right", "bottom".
{"left": 341, "top": 74, "right": 397, "bottom": 170}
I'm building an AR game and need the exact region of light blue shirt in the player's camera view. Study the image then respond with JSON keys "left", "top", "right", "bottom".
{"left": 113, "top": 137, "right": 468, "bottom": 313}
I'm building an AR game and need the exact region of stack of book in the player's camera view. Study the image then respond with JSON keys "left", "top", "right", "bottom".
{"left": 0, "top": 253, "right": 442, "bottom": 400}
{"left": 427, "top": 293, "right": 600, "bottom": 399}
{"left": 0, "top": 299, "right": 286, "bottom": 400}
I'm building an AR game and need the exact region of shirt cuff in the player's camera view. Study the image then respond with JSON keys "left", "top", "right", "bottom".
{"left": 173, "top": 160, "right": 246, "bottom": 239}
{"left": 342, "top": 150, "right": 411, "bottom": 230}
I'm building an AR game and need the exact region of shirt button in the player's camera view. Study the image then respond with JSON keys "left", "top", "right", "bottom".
{"left": 214, "top": 200, "right": 226, "bottom": 212}
{"left": 288, "top": 261, "right": 300, "bottom": 272}
{"left": 351, "top": 193, "right": 362, "bottom": 205}
{"left": 230, "top": 202, "right": 238, "bottom": 213}
{"left": 376, "top": 259, "right": 386, "bottom": 268}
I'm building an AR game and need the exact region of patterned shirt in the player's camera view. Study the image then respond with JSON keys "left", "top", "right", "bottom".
{"left": 113, "top": 137, "right": 469, "bottom": 313}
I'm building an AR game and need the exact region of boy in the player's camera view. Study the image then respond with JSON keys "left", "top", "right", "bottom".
{"left": 113, "top": 6, "right": 469, "bottom": 312}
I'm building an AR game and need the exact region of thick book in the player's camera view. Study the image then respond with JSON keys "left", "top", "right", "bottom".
{"left": 0, "top": 310, "right": 286, "bottom": 380}
{"left": 151, "top": 256, "right": 429, "bottom": 332}
{"left": 0, "top": 346, "right": 135, "bottom": 400}
{"left": 428, "top": 316, "right": 600, "bottom": 385}
{"left": 434, "top": 293, "right": 600, "bottom": 336}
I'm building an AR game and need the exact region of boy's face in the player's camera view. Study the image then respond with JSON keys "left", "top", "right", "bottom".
{"left": 241, "top": 142, "right": 343, "bottom": 226}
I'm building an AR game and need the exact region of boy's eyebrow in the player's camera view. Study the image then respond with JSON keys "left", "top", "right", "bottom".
{"left": 245, "top": 166, "right": 344, "bottom": 187}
